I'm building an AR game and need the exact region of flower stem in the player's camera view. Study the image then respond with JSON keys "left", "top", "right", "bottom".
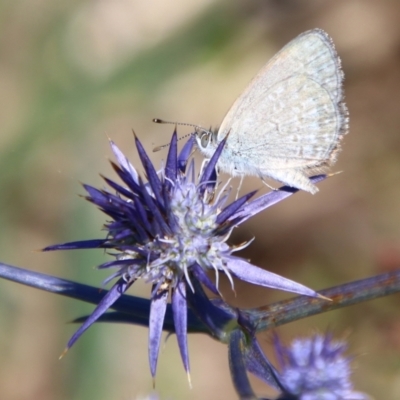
{"left": 250, "top": 269, "right": 400, "bottom": 331}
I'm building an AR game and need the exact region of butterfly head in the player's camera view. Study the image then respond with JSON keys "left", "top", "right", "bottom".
{"left": 194, "top": 127, "right": 219, "bottom": 158}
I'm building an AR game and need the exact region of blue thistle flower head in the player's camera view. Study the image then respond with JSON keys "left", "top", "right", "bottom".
{"left": 274, "top": 333, "right": 370, "bottom": 400}
{"left": 44, "top": 130, "right": 325, "bottom": 379}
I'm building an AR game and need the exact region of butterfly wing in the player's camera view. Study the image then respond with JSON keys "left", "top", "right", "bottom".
{"left": 217, "top": 29, "right": 348, "bottom": 173}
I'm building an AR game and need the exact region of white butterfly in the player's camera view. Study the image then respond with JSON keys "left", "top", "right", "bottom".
{"left": 196, "top": 28, "right": 348, "bottom": 194}
{"left": 154, "top": 29, "right": 348, "bottom": 194}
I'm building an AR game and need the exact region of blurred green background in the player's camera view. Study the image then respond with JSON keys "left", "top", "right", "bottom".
{"left": 1, "top": 0, "right": 400, "bottom": 399}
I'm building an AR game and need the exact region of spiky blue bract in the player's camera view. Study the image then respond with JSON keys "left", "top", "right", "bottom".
{"left": 43, "top": 130, "right": 325, "bottom": 378}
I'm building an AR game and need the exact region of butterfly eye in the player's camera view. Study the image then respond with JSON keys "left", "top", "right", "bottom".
{"left": 200, "top": 133, "right": 210, "bottom": 149}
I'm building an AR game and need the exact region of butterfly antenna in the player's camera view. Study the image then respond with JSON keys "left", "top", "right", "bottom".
{"left": 152, "top": 118, "right": 204, "bottom": 152}
{"left": 153, "top": 118, "right": 201, "bottom": 129}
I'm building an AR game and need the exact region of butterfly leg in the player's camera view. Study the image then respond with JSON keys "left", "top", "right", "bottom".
{"left": 235, "top": 175, "right": 245, "bottom": 200}
{"left": 260, "top": 179, "right": 278, "bottom": 191}
{"left": 199, "top": 158, "right": 209, "bottom": 176}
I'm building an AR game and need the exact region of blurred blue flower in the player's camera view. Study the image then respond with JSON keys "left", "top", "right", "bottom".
{"left": 274, "top": 333, "right": 370, "bottom": 400}
{"left": 43, "top": 130, "right": 324, "bottom": 379}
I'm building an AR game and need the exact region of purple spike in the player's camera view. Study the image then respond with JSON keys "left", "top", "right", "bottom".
{"left": 216, "top": 190, "right": 257, "bottom": 225}
{"left": 134, "top": 136, "right": 164, "bottom": 208}
{"left": 112, "top": 228, "right": 133, "bottom": 242}
{"left": 83, "top": 185, "right": 110, "bottom": 207}
{"left": 66, "top": 278, "right": 133, "bottom": 350}
{"left": 186, "top": 276, "right": 234, "bottom": 337}
{"left": 245, "top": 335, "right": 281, "bottom": 390}
{"left": 229, "top": 175, "right": 327, "bottom": 224}
{"left": 149, "top": 288, "right": 169, "bottom": 377}
{"left": 178, "top": 136, "right": 195, "bottom": 172}
{"left": 165, "top": 130, "right": 178, "bottom": 182}
{"left": 172, "top": 281, "right": 190, "bottom": 375}
{"left": 102, "top": 176, "right": 136, "bottom": 200}
{"left": 228, "top": 329, "right": 256, "bottom": 399}
{"left": 115, "top": 244, "right": 148, "bottom": 256}
{"left": 110, "top": 162, "right": 141, "bottom": 193}
{"left": 109, "top": 140, "right": 139, "bottom": 183}
{"left": 122, "top": 206, "right": 150, "bottom": 242}
{"left": 104, "top": 192, "right": 133, "bottom": 209}
{"left": 208, "top": 165, "right": 217, "bottom": 186}
{"left": 226, "top": 257, "right": 321, "bottom": 298}
{"left": 97, "top": 258, "right": 142, "bottom": 269}
{"left": 191, "top": 263, "right": 219, "bottom": 296}
{"left": 140, "top": 179, "right": 171, "bottom": 236}
{"left": 199, "top": 136, "right": 227, "bottom": 188}
{"left": 132, "top": 194, "right": 155, "bottom": 238}
{"left": 43, "top": 239, "right": 107, "bottom": 251}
